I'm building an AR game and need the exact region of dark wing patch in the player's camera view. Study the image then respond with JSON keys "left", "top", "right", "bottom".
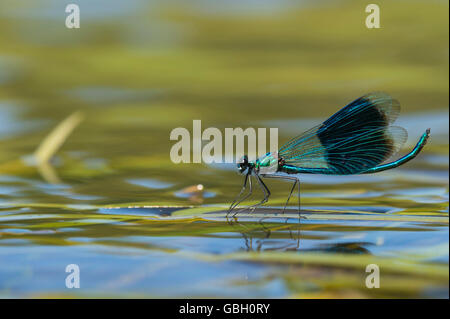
{"left": 278, "top": 92, "right": 407, "bottom": 174}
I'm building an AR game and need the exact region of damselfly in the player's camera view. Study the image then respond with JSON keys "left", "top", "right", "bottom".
{"left": 228, "top": 92, "right": 430, "bottom": 217}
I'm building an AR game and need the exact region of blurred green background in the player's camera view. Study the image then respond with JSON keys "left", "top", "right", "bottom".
{"left": 0, "top": 0, "right": 448, "bottom": 298}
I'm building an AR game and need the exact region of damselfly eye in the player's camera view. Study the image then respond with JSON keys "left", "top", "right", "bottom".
{"left": 237, "top": 155, "right": 249, "bottom": 173}
{"left": 237, "top": 155, "right": 248, "bottom": 165}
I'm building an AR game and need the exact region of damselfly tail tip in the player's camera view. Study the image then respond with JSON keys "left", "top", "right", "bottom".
{"left": 424, "top": 128, "right": 431, "bottom": 143}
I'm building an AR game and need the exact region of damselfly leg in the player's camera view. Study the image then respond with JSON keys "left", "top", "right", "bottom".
{"left": 261, "top": 174, "right": 304, "bottom": 218}
{"left": 229, "top": 173, "right": 272, "bottom": 217}
{"left": 260, "top": 174, "right": 303, "bottom": 244}
{"left": 227, "top": 172, "right": 253, "bottom": 218}
{"left": 242, "top": 174, "right": 271, "bottom": 212}
{"left": 229, "top": 173, "right": 304, "bottom": 219}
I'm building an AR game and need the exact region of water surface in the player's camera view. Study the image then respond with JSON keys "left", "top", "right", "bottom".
{"left": 0, "top": 0, "right": 448, "bottom": 298}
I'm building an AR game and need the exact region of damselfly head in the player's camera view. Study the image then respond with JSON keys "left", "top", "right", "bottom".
{"left": 237, "top": 155, "right": 249, "bottom": 174}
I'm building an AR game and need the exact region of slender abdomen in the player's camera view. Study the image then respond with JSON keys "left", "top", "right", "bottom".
{"left": 279, "top": 129, "right": 430, "bottom": 175}
{"left": 361, "top": 128, "right": 430, "bottom": 174}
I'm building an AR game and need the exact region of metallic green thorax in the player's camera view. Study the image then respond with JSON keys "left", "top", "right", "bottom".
{"left": 255, "top": 154, "right": 277, "bottom": 169}
{"left": 253, "top": 152, "right": 279, "bottom": 174}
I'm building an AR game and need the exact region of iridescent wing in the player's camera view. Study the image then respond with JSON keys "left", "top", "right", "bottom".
{"left": 278, "top": 92, "right": 408, "bottom": 175}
